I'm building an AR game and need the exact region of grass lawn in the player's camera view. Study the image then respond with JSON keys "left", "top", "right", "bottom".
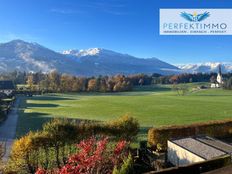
{"left": 16, "top": 85, "right": 232, "bottom": 140}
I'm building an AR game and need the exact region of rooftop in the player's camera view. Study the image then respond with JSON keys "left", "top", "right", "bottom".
{"left": 196, "top": 136, "right": 232, "bottom": 154}
{"left": 170, "top": 136, "right": 232, "bottom": 160}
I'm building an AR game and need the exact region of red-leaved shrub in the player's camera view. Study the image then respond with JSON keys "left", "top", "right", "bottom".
{"left": 36, "top": 137, "right": 129, "bottom": 174}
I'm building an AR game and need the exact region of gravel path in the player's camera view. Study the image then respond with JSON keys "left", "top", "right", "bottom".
{"left": 0, "top": 98, "right": 19, "bottom": 162}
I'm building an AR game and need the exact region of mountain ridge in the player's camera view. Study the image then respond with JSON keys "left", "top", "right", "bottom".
{"left": 0, "top": 40, "right": 180, "bottom": 76}
{"left": 1, "top": 40, "right": 231, "bottom": 76}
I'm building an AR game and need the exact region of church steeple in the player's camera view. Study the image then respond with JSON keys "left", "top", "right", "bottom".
{"left": 211, "top": 64, "right": 224, "bottom": 88}
{"left": 217, "top": 64, "right": 223, "bottom": 85}
{"left": 218, "top": 64, "right": 222, "bottom": 76}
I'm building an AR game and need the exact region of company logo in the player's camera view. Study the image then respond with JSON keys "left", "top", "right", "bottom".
{"left": 160, "top": 9, "right": 230, "bottom": 35}
{"left": 180, "top": 11, "right": 210, "bottom": 22}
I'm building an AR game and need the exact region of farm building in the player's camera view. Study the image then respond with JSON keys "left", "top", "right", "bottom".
{"left": 167, "top": 136, "right": 232, "bottom": 166}
{"left": 0, "top": 80, "right": 15, "bottom": 96}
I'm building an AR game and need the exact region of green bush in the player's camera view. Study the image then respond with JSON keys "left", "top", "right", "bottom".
{"left": 113, "top": 154, "right": 133, "bottom": 174}
{"left": 75, "top": 115, "right": 140, "bottom": 141}
{"left": 107, "top": 115, "right": 139, "bottom": 141}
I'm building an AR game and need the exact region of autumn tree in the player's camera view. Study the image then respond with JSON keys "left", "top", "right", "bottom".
{"left": 38, "top": 75, "right": 50, "bottom": 92}
{"left": 60, "top": 74, "right": 71, "bottom": 92}
{"left": 87, "top": 78, "right": 97, "bottom": 91}
{"left": 48, "top": 71, "right": 60, "bottom": 92}
{"left": 26, "top": 74, "right": 35, "bottom": 91}
{"left": 99, "top": 78, "right": 107, "bottom": 92}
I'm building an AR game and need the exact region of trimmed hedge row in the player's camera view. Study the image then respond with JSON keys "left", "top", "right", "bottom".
{"left": 148, "top": 119, "right": 232, "bottom": 150}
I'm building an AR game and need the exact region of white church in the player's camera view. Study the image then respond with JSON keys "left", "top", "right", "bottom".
{"left": 211, "top": 65, "right": 224, "bottom": 88}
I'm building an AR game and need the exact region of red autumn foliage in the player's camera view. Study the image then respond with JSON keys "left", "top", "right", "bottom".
{"left": 36, "top": 137, "right": 128, "bottom": 174}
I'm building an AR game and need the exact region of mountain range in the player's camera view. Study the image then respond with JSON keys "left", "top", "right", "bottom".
{"left": 0, "top": 40, "right": 231, "bottom": 76}
{"left": 178, "top": 63, "right": 232, "bottom": 74}
{"left": 0, "top": 40, "right": 179, "bottom": 76}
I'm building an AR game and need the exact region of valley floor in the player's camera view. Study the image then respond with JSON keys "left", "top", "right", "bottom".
{"left": 15, "top": 86, "right": 232, "bottom": 140}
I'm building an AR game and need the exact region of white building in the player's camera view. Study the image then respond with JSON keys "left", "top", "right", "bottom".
{"left": 167, "top": 136, "right": 232, "bottom": 166}
{"left": 211, "top": 65, "right": 223, "bottom": 88}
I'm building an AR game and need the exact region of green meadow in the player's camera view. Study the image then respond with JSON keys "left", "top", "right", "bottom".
{"left": 16, "top": 84, "right": 232, "bottom": 139}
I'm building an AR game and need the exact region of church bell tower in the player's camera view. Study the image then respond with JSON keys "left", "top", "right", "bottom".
{"left": 217, "top": 64, "right": 223, "bottom": 84}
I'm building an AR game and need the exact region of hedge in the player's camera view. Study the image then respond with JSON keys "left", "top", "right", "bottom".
{"left": 148, "top": 119, "right": 232, "bottom": 150}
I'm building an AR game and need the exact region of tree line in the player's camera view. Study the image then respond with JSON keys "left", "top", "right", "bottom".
{"left": 1, "top": 71, "right": 232, "bottom": 92}
{"left": 26, "top": 71, "right": 133, "bottom": 92}
{"left": 223, "top": 77, "right": 232, "bottom": 90}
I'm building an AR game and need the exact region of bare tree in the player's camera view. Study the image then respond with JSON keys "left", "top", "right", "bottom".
{"left": 172, "top": 83, "right": 189, "bottom": 96}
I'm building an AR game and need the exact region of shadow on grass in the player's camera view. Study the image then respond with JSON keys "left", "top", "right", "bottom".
{"left": 16, "top": 111, "right": 52, "bottom": 138}
{"left": 16, "top": 96, "right": 58, "bottom": 138}
{"left": 16, "top": 111, "right": 98, "bottom": 138}
{"left": 29, "top": 95, "right": 75, "bottom": 101}
{"left": 17, "top": 96, "right": 82, "bottom": 138}
{"left": 26, "top": 103, "right": 60, "bottom": 108}
{"left": 17, "top": 96, "right": 152, "bottom": 144}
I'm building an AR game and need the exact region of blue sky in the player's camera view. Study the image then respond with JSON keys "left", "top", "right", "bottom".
{"left": 0, "top": 0, "right": 232, "bottom": 64}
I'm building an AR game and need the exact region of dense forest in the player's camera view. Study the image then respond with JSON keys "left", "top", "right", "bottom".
{"left": 0, "top": 71, "right": 232, "bottom": 92}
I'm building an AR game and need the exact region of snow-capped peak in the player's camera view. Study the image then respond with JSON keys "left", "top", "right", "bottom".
{"left": 79, "top": 48, "right": 101, "bottom": 56}
{"left": 62, "top": 49, "right": 79, "bottom": 55}
{"left": 63, "top": 48, "right": 101, "bottom": 57}
{"left": 178, "top": 62, "right": 232, "bottom": 73}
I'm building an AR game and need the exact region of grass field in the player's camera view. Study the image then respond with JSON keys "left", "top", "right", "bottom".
{"left": 16, "top": 84, "right": 232, "bottom": 139}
